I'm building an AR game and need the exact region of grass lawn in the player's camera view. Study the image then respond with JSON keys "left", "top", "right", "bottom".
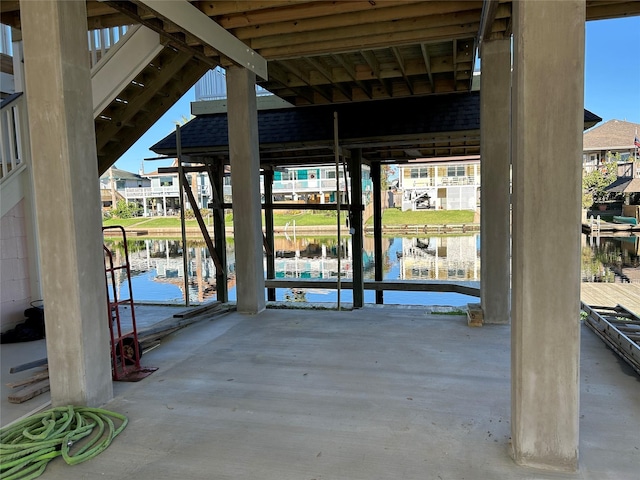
{"left": 103, "top": 217, "right": 203, "bottom": 228}
{"left": 268, "top": 211, "right": 338, "bottom": 226}
{"left": 103, "top": 218, "right": 152, "bottom": 227}
{"left": 374, "top": 208, "right": 475, "bottom": 225}
{"left": 103, "top": 209, "right": 475, "bottom": 229}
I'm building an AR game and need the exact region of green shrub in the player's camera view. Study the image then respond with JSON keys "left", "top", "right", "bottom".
{"left": 111, "top": 200, "right": 141, "bottom": 219}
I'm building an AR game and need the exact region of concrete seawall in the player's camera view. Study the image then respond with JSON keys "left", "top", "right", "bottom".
{"left": 103, "top": 223, "right": 481, "bottom": 238}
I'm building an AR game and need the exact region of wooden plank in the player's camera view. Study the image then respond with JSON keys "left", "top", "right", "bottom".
{"left": 8, "top": 379, "right": 50, "bottom": 404}
{"left": 197, "top": 1, "right": 308, "bottom": 18}
{"left": 9, "top": 358, "right": 48, "bottom": 374}
{"left": 248, "top": 9, "right": 484, "bottom": 50}
{"left": 6, "top": 370, "right": 49, "bottom": 389}
{"left": 257, "top": 22, "right": 491, "bottom": 59}
{"left": 172, "top": 301, "right": 222, "bottom": 318}
{"left": 221, "top": 1, "right": 424, "bottom": 31}
{"left": 581, "top": 284, "right": 640, "bottom": 316}
{"left": 231, "top": 1, "right": 476, "bottom": 38}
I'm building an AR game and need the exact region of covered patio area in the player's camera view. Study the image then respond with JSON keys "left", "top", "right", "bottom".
{"left": 3, "top": 0, "right": 640, "bottom": 473}
{"left": 16, "top": 306, "right": 639, "bottom": 479}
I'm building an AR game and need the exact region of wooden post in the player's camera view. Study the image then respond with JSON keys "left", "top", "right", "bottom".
{"left": 350, "top": 149, "right": 364, "bottom": 308}
{"left": 372, "top": 162, "right": 384, "bottom": 304}
{"left": 264, "top": 168, "right": 276, "bottom": 301}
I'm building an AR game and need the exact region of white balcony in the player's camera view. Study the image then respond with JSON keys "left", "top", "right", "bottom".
{"left": 123, "top": 185, "right": 210, "bottom": 198}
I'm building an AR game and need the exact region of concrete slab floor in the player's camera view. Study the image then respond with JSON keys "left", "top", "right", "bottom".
{"left": 0, "top": 304, "right": 189, "bottom": 426}
{"left": 3, "top": 306, "right": 639, "bottom": 479}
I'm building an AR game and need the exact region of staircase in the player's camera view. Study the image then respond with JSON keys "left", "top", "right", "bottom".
{"left": 92, "top": 26, "right": 210, "bottom": 175}
{"left": 1, "top": 24, "right": 210, "bottom": 195}
{"left": 1, "top": 24, "right": 211, "bottom": 329}
{"left": 94, "top": 36, "right": 210, "bottom": 175}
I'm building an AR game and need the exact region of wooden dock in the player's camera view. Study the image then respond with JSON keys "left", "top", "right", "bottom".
{"left": 581, "top": 283, "right": 640, "bottom": 315}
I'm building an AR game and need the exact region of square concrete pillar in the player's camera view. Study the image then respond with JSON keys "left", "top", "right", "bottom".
{"left": 21, "top": 0, "right": 113, "bottom": 406}
{"left": 511, "top": 0, "right": 585, "bottom": 471}
{"left": 226, "top": 66, "right": 265, "bottom": 314}
{"left": 480, "top": 38, "right": 511, "bottom": 324}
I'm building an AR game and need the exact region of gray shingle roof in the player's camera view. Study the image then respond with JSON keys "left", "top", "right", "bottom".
{"left": 150, "top": 92, "right": 601, "bottom": 161}
{"left": 605, "top": 177, "right": 640, "bottom": 194}
{"left": 151, "top": 93, "right": 483, "bottom": 154}
{"left": 584, "top": 119, "right": 640, "bottom": 150}
{"left": 99, "top": 167, "right": 145, "bottom": 181}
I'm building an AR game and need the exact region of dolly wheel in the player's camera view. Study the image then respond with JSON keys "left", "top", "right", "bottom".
{"left": 116, "top": 337, "right": 142, "bottom": 365}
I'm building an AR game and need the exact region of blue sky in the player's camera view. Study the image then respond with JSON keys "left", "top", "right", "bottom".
{"left": 584, "top": 17, "right": 640, "bottom": 125}
{"left": 114, "top": 16, "right": 640, "bottom": 173}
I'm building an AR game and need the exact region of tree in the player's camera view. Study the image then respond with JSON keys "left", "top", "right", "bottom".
{"left": 381, "top": 164, "right": 397, "bottom": 191}
{"left": 582, "top": 161, "right": 617, "bottom": 208}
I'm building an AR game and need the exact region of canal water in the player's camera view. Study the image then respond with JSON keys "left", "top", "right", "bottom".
{"left": 103, "top": 232, "right": 638, "bottom": 307}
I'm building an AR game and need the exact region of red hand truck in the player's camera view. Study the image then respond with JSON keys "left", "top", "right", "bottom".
{"left": 103, "top": 226, "right": 153, "bottom": 381}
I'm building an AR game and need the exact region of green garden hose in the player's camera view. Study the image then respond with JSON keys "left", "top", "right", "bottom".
{"left": 0, "top": 405, "right": 128, "bottom": 480}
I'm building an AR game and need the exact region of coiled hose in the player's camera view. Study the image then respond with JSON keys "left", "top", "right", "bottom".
{"left": 0, "top": 405, "right": 128, "bottom": 480}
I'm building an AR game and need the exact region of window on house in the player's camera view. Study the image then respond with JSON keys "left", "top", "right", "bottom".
{"left": 160, "top": 176, "right": 173, "bottom": 187}
{"left": 447, "top": 166, "right": 465, "bottom": 177}
{"left": 409, "top": 167, "right": 429, "bottom": 178}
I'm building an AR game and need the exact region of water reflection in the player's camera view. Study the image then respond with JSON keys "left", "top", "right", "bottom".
{"left": 103, "top": 238, "right": 234, "bottom": 304}
{"left": 582, "top": 234, "right": 640, "bottom": 283}
{"left": 103, "top": 233, "right": 638, "bottom": 305}
{"left": 104, "top": 235, "right": 481, "bottom": 304}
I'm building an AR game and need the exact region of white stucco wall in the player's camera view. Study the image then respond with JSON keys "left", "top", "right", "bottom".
{"left": 1, "top": 199, "right": 32, "bottom": 331}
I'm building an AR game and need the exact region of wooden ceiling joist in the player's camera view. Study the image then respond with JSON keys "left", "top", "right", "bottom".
{"left": 256, "top": 20, "right": 505, "bottom": 59}
{"left": 216, "top": 0, "right": 426, "bottom": 31}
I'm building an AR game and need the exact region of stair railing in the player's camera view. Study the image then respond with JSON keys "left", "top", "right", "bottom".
{"left": 0, "top": 93, "right": 26, "bottom": 183}
{"left": 88, "top": 25, "right": 131, "bottom": 68}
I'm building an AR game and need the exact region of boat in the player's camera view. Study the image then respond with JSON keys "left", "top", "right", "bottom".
{"left": 612, "top": 215, "right": 638, "bottom": 225}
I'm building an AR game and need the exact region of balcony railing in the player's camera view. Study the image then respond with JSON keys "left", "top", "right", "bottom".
{"left": 195, "top": 66, "right": 272, "bottom": 101}
{"left": 120, "top": 178, "right": 352, "bottom": 203}
{"left": 272, "top": 178, "right": 347, "bottom": 192}
{"left": 0, "top": 24, "right": 11, "bottom": 56}
{"left": 123, "top": 185, "right": 210, "bottom": 198}
{"left": 440, "top": 176, "right": 477, "bottom": 186}
{"left": 403, "top": 175, "right": 479, "bottom": 188}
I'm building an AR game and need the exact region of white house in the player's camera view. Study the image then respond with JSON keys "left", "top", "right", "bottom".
{"left": 582, "top": 119, "right": 640, "bottom": 172}
{"left": 398, "top": 155, "right": 480, "bottom": 211}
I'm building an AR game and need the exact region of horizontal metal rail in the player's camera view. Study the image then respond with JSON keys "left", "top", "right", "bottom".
{"left": 265, "top": 279, "right": 480, "bottom": 297}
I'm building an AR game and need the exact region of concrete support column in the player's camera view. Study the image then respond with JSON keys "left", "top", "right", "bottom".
{"left": 511, "top": 0, "right": 584, "bottom": 471}
{"left": 21, "top": 0, "right": 112, "bottom": 406}
{"left": 480, "top": 38, "right": 511, "bottom": 324}
{"left": 226, "top": 66, "right": 265, "bottom": 314}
